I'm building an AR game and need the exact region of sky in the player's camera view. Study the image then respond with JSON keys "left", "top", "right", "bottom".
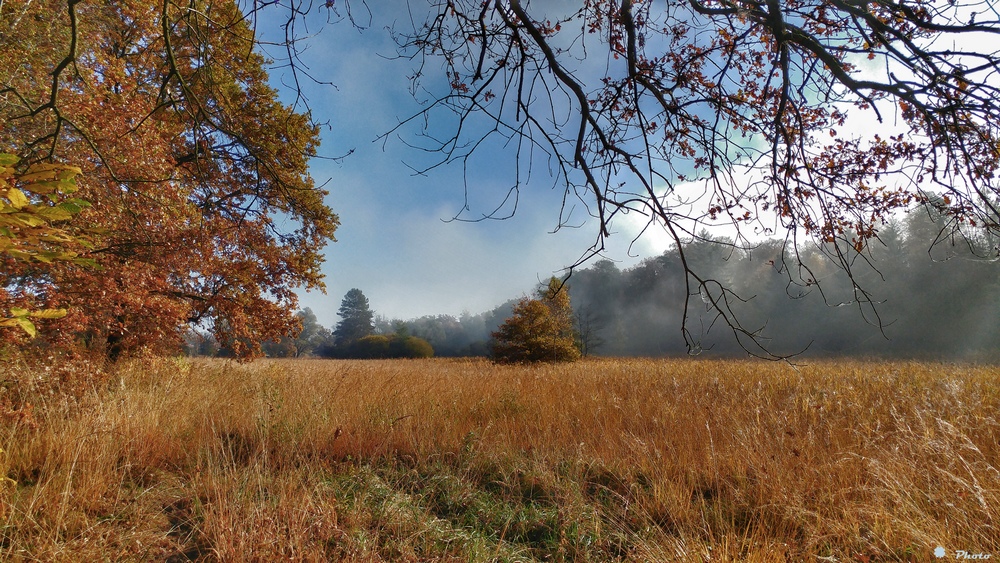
{"left": 260, "top": 2, "right": 670, "bottom": 328}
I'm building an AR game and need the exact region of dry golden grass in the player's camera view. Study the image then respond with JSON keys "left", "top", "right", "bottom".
{"left": 0, "top": 356, "right": 998, "bottom": 561}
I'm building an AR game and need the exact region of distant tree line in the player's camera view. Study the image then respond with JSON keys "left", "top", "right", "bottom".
{"left": 185, "top": 289, "right": 435, "bottom": 359}
{"left": 566, "top": 208, "right": 1000, "bottom": 360}
{"left": 187, "top": 208, "right": 1000, "bottom": 361}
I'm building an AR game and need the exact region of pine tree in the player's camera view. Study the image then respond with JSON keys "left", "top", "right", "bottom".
{"left": 334, "top": 289, "right": 375, "bottom": 346}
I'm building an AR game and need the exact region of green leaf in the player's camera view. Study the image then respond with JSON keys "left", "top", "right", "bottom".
{"left": 9, "top": 307, "right": 29, "bottom": 317}
{"left": 0, "top": 154, "right": 18, "bottom": 167}
{"left": 56, "top": 167, "right": 82, "bottom": 180}
{"left": 36, "top": 207, "right": 73, "bottom": 221}
{"left": 38, "top": 249, "right": 77, "bottom": 260}
{"left": 56, "top": 201, "right": 84, "bottom": 214}
{"left": 72, "top": 257, "right": 100, "bottom": 268}
{"left": 6, "top": 249, "right": 32, "bottom": 261}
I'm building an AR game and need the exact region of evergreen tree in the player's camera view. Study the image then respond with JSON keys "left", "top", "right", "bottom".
{"left": 334, "top": 289, "right": 375, "bottom": 346}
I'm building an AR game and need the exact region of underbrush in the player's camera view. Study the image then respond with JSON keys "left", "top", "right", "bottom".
{"left": 0, "top": 357, "right": 997, "bottom": 561}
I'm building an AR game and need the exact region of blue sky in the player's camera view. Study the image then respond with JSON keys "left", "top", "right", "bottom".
{"left": 260, "top": 3, "right": 668, "bottom": 328}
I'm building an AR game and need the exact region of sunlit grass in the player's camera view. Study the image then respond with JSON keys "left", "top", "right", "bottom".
{"left": 0, "top": 357, "right": 998, "bottom": 560}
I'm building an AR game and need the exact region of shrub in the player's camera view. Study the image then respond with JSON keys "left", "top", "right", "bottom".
{"left": 350, "top": 335, "right": 390, "bottom": 359}
{"left": 342, "top": 334, "right": 434, "bottom": 359}
{"left": 391, "top": 335, "right": 434, "bottom": 358}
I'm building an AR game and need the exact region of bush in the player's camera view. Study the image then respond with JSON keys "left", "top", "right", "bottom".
{"left": 340, "top": 334, "right": 434, "bottom": 359}
{"left": 350, "top": 335, "right": 390, "bottom": 359}
{"left": 391, "top": 335, "right": 434, "bottom": 359}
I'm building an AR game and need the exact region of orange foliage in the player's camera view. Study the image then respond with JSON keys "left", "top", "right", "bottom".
{"left": 492, "top": 278, "right": 581, "bottom": 363}
{"left": 0, "top": 0, "right": 338, "bottom": 357}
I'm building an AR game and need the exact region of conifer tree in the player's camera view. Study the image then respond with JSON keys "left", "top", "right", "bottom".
{"left": 334, "top": 289, "right": 375, "bottom": 346}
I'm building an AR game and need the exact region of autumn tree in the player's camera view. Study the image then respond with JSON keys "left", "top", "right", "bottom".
{"left": 0, "top": 0, "right": 338, "bottom": 358}
{"left": 333, "top": 288, "right": 375, "bottom": 347}
{"left": 390, "top": 0, "right": 1000, "bottom": 356}
{"left": 492, "top": 278, "right": 581, "bottom": 363}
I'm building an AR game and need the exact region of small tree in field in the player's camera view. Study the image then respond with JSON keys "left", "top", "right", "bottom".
{"left": 492, "top": 278, "right": 580, "bottom": 363}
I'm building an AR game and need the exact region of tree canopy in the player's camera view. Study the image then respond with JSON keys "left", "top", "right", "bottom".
{"left": 1, "top": 0, "right": 337, "bottom": 357}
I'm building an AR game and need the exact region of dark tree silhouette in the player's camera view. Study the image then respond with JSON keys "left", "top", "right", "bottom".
{"left": 334, "top": 288, "right": 375, "bottom": 346}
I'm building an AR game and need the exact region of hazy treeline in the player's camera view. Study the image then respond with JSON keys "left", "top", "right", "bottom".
{"left": 566, "top": 208, "right": 1000, "bottom": 359}
{"left": 400, "top": 206, "right": 999, "bottom": 360}
{"left": 186, "top": 206, "right": 999, "bottom": 360}
{"left": 185, "top": 307, "right": 443, "bottom": 359}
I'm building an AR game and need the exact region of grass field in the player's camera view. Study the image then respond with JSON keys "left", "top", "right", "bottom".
{"left": 0, "top": 357, "right": 998, "bottom": 561}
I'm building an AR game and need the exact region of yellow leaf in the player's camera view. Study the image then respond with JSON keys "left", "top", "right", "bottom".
{"left": 30, "top": 308, "right": 68, "bottom": 319}
{"left": 7, "top": 188, "right": 28, "bottom": 209}
{"left": 12, "top": 214, "right": 47, "bottom": 227}
{"left": 21, "top": 180, "right": 61, "bottom": 195}
{"left": 16, "top": 317, "right": 36, "bottom": 337}
{"left": 9, "top": 307, "right": 29, "bottom": 317}
{"left": 57, "top": 166, "right": 82, "bottom": 180}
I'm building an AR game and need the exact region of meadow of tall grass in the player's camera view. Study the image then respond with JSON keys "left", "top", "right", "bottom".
{"left": 0, "top": 356, "right": 997, "bottom": 561}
